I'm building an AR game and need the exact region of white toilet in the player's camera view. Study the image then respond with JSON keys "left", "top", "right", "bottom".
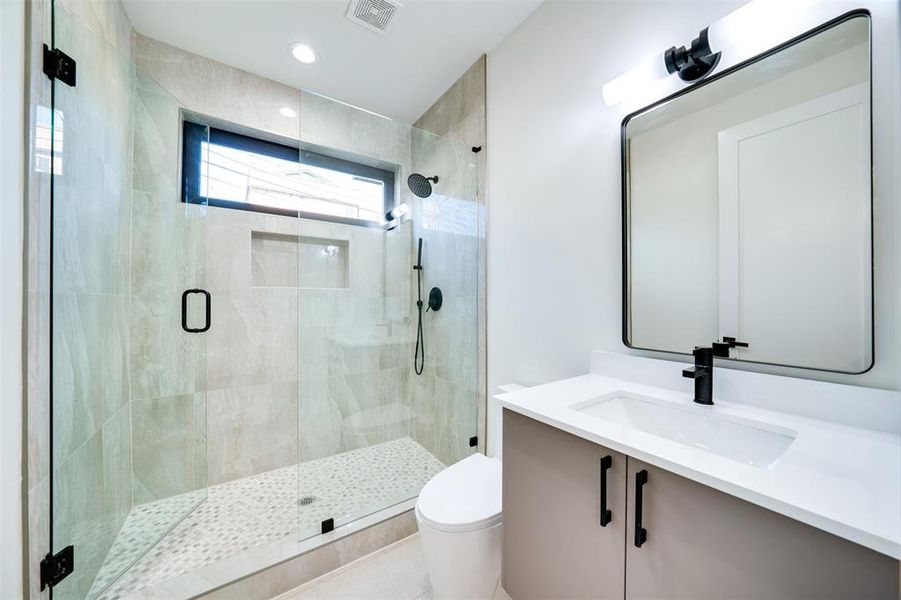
{"left": 416, "top": 453, "right": 502, "bottom": 600}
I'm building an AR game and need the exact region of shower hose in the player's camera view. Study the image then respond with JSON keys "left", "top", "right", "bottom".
{"left": 414, "top": 237, "right": 425, "bottom": 375}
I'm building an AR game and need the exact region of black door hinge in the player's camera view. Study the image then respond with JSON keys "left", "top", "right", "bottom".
{"left": 469, "top": 436, "right": 478, "bottom": 447}
{"left": 42, "top": 44, "right": 76, "bottom": 87}
{"left": 40, "top": 545, "right": 74, "bottom": 590}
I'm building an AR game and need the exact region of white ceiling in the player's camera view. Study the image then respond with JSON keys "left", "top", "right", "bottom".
{"left": 122, "top": 0, "right": 542, "bottom": 124}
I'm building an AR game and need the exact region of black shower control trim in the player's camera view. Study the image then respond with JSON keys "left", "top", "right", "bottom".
{"left": 427, "top": 287, "right": 443, "bottom": 312}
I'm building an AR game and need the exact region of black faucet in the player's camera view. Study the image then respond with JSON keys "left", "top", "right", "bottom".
{"left": 682, "top": 346, "right": 715, "bottom": 405}
{"left": 682, "top": 338, "right": 750, "bottom": 405}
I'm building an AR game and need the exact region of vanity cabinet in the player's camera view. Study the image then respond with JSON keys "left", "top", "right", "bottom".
{"left": 503, "top": 410, "right": 900, "bottom": 600}
{"left": 503, "top": 409, "right": 626, "bottom": 599}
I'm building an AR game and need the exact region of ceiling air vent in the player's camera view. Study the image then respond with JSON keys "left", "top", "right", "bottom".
{"left": 345, "top": 0, "right": 402, "bottom": 36}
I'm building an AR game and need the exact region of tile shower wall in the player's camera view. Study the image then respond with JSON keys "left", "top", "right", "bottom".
{"left": 410, "top": 58, "right": 486, "bottom": 464}
{"left": 129, "top": 67, "right": 207, "bottom": 505}
{"left": 133, "top": 36, "right": 416, "bottom": 481}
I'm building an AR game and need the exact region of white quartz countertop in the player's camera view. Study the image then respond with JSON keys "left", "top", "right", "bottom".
{"left": 496, "top": 373, "right": 901, "bottom": 560}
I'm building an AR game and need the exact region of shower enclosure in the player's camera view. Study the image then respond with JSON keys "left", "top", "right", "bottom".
{"left": 41, "top": 3, "right": 482, "bottom": 597}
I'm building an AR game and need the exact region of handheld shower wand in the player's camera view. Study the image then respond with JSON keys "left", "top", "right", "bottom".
{"left": 413, "top": 237, "right": 425, "bottom": 375}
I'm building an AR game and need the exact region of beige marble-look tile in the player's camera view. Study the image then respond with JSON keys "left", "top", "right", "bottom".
{"left": 53, "top": 5, "right": 134, "bottom": 296}
{"left": 206, "top": 381, "right": 298, "bottom": 484}
{"left": 129, "top": 292, "right": 198, "bottom": 401}
{"left": 301, "top": 90, "right": 411, "bottom": 169}
{"left": 275, "top": 533, "right": 511, "bottom": 600}
{"left": 297, "top": 237, "right": 350, "bottom": 289}
{"left": 206, "top": 216, "right": 252, "bottom": 296}
{"left": 276, "top": 534, "right": 430, "bottom": 600}
{"left": 27, "top": 478, "right": 50, "bottom": 600}
{"left": 200, "top": 511, "right": 417, "bottom": 600}
{"left": 204, "top": 290, "right": 298, "bottom": 391}
{"left": 52, "top": 292, "right": 130, "bottom": 463}
{"left": 134, "top": 35, "right": 301, "bottom": 141}
{"left": 58, "top": 0, "right": 135, "bottom": 58}
{"left": 132, "top": 68, "right": 180, "bottom": 197}
{"left": 27, "top": 291, "right": 50, "bottom": 486}
{"left": 251, "top": 231, "right": 299, "bottom": 288}
{"left": 132, "top": 393, "right": 206, "bottom": 504}
{"left": 52, "top": 404, "right": 132, "bottom": 600}
{"left": 130, "top": 192, "right": 200, "bottom": 297}
{"left": 298, "top": 376, "right": 343, "bottom": 462}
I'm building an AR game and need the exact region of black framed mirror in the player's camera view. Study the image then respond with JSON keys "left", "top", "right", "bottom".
{"left": 621, "top": 11, "right": 873, "bottom": 374}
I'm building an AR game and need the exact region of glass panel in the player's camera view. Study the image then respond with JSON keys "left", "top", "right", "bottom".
{"left": 296, "top": 92, "right": 480, "bottom": 540}
{"left": 49, "top": 4, "right": 208, "bottom": 598}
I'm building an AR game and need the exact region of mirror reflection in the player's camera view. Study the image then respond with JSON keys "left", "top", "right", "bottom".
{"left": 624, "top": 14, "right": 872, "bottom": 373}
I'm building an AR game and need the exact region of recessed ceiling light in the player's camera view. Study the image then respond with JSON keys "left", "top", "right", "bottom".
{"left": 289, "top": 43, "right": 318, "bottom": 64}
{"left": 279, "top": 106, "right": 297, "bottom": 118}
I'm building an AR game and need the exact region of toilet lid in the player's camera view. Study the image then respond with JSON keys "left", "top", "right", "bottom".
{"left": 416, "top": 453, "right": 502, "bottom": 533}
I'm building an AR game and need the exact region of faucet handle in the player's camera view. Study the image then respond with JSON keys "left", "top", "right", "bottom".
{"left": 722, "top": 336, "right": 749, "bottom": 348}
{"left": 712, "top": 341, "right": 732, "bottom": 358}
{"left": 682, "top": 366, "right": 706, "bottom": 379}
{"left": 714, "top": 336, "right": 750, "bottom": 358}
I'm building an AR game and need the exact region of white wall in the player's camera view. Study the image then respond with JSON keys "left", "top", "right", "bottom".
{"left": 1, "top": 1, "right": 25, "bottom": 597}
{"left": 486, "top": 1, "right": 901, "bottom": 453}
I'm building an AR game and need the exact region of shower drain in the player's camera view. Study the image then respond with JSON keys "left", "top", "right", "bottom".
{"left": 298, "top": 495, "right": 317, "bottom": 506}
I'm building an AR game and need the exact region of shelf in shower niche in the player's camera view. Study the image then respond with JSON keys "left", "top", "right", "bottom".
{"left": 251, "top": 231, "right": 350, "bottom": 289}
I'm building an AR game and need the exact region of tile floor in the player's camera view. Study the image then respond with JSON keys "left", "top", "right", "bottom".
{"left": 275, "top": 534, "right": 511, "bottom": 600}
{"left": 92, "top": 438, "right": 444, "bottom": 599}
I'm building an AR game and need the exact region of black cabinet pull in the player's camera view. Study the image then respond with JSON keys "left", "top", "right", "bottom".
{"left": 600, "top": 455, "right": 613, "bottom": 526}
{"left": 181, "top": 289, "right": 211, "bottom": 333}
{"left": 634, "top": 469, "right": 648, "bottom": 547}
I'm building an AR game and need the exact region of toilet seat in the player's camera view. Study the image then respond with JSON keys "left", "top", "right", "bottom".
{"left": 416, "top": 453, "right": 502, "bottom": 533}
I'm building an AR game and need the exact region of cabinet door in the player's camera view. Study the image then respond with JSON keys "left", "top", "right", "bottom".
{"left": 503, "top": 409, "right": 626, "bottom": 600}
{"left": 625, "top": 459, "right": 900, "bottom": 599}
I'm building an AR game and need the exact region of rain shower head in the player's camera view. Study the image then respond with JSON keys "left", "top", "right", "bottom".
{"left": 407, "top": 173, "right": 439, "bottom": 198}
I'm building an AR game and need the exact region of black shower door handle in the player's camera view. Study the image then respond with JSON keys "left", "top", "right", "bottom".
{"left": 181, "top": 289, "right": 211, "bottom": 333}
{"left": 634, "top": 469, "right": 648, "bottom": 547}
{"left": 600, "top": 455, "right": 612, "bottom": 526}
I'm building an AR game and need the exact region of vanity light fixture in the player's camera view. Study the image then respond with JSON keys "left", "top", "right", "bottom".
{"left": 289, "top": 42, "right": 318, "bottom": 64}
{"left": 664, "top": 27, "right": 720, "bottom": 82}
{"left": 602, "top": 0, "right": 815, "bottom": 106}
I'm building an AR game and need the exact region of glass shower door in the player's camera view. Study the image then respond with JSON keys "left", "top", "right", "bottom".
{"left": 48, "top": 4, "right": 208, "bottom": 598}
{"left": 295, "top": 90, "right": 480, "bottom": 540}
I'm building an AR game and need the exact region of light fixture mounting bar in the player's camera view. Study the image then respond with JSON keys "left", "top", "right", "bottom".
{"left": 664, "top": 27, "right": 721, "bottom": 82}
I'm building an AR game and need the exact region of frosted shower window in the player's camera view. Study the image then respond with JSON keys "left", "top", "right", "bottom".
{"left": 182, "top": 120, "right": 395, "bottom": 225}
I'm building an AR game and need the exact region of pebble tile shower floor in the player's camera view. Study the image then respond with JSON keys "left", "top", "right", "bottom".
{"left": 90, "top": 437, "right": 445, "bottom": 599}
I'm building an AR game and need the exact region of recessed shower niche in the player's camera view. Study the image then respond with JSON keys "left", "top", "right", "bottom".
{"left": 251, "top": 231, "right": 350, "bottom": 289}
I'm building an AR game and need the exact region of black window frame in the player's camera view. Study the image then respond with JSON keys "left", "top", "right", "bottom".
{"left": 182, "top": 119, "right": 395, "bottom": 227}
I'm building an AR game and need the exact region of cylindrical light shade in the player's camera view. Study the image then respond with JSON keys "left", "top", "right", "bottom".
{"left": 602, "top": 52, "right": 670, "bottom": 107}
{"left": 601, "top": 0, "right": 816, "bottom": 107}
{"left": 707, "top": 0, "right": 816, "bottom": 53}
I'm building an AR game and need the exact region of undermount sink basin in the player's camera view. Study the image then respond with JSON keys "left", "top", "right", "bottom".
{"left": 570, "top": 392, "right": 797, "bottom": 467}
